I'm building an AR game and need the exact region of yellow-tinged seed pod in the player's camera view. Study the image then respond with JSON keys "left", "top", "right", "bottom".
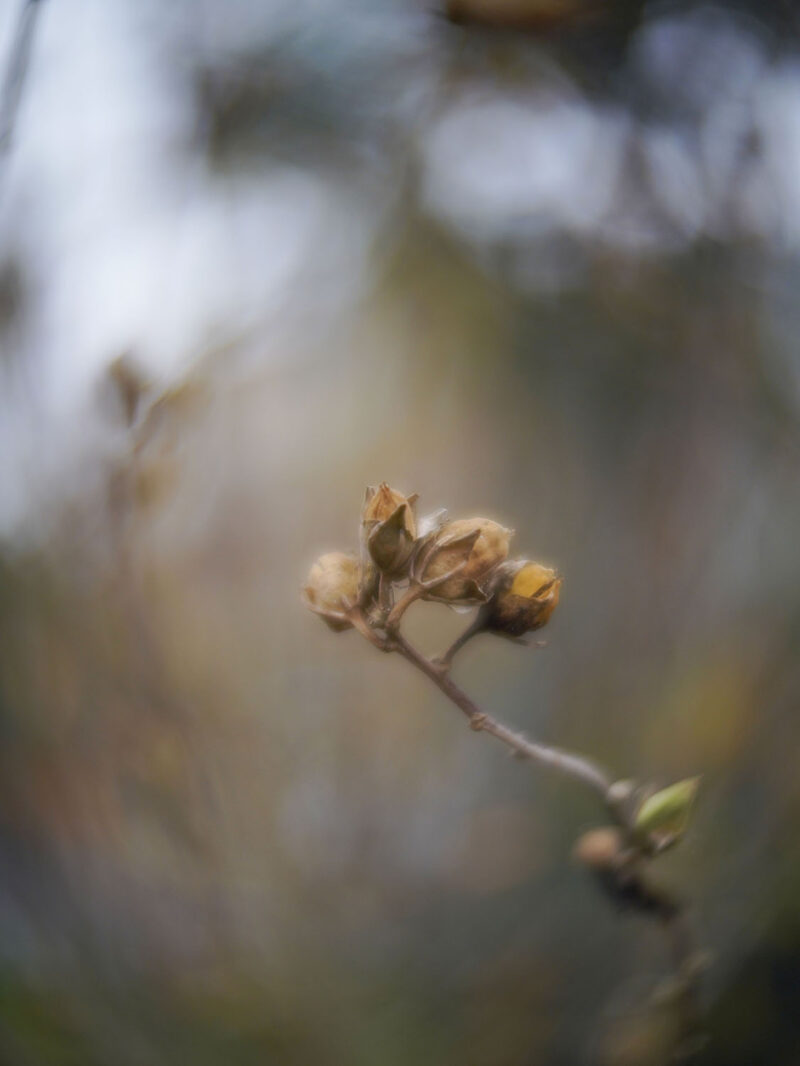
{"left": 510, "top": 562, "right": 558, "bottom": 599}
{"left": 417, "top": 518, "right": 511, "bottom": 604}
{"left": 303, "top": 552, "right": 360, "bottom": 631}
{"left": 487, "top": 560, "right": 561, "bottom": 637}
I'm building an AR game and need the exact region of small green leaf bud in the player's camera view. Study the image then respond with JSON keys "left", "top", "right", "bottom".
{"left": 635, "top": 778, "right": 700, "bottom": 844}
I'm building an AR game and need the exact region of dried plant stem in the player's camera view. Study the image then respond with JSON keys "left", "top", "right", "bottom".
{"left": 385, "top": 585, "right": 422, "bottom": 631}
{"left": 385, "top": 624, "right": 706, "bottom": 1057}
{"left": 390, "top": 629, "right": 613, "bottom": 798}
{"left": 437, "top": 613, "right": 485, "bottom": 667}
{"left": 664, "top": 911, "right": 707, "bottom": 1057}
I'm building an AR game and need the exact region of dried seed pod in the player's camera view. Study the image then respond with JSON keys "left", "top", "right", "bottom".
{"left": 573, "top": 828, "right": 624, "bottom": 872}
{"left": 363, "top": 483, "right": 418, "bottom": 527}
{"left": 486, "top": 560, "right": 561, "bottom": 637}
{"left": 415, "top": 517, "right": 512, "bottom": 605}
{"left": 417, "top": 508, "right": 447, "bottom": 539}
{"left": 303, "top": 552, "right": 360, "bottom": 631}
{"left": 574, "top": 828, "right": 680, "bottom": 918}
{"left": 362, "top": 483, "right": 419, "bottom": 576}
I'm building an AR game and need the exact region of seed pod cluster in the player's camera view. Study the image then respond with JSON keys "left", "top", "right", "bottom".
{"left": 303, "top": 483, "right": 561, "bottom": 638}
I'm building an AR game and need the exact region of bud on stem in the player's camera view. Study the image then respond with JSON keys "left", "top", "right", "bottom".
{"left": 413, "top": 517, "right": 512, "bottom": 605}
{"left": 362, "top": 483, "right": 418, "bottom": 577}
{"left": 485, "top": 560, "right": 561, "bottom": 638}
{"left": 303, "top": 552, "right": 360, "bottom": 631}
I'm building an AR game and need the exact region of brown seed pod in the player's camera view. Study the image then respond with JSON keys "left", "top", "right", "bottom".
{"left": 362, "top": 483, "right": 419, "bottom": 576}
{"left": 303, "top": 552, "right": 360, "bottom": 631}
{"left": 415, "top": 518, "right": 512, "bottom": 605}
{"left": 573, "top": 828, "right": 624, "bottom": 872}
{"left": 486, "top": 560, "right": 561, "bottom": 637}
{"left": 362, "top": 483, "right": 418, "bottom": 528}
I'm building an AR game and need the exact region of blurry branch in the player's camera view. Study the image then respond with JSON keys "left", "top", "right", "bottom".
{"left": 0, "top": 0, "right": 45, "bottom": 201}
{"left": 101, "top": 352, "right": 209, "bottom": 540}
{"left": 389, "top": 628, "right": 707, "bottom": 1056}
{"left": 390, "top": 627, "right": 613, "bottom": 796}
{"left": 305, "top": 484, "right": 708, "bottom": 1061}
{"left": 445, "top": 0, "right": 617, "bottom": 33}
{"left": 97, "top": 354, "right": 209, "bottom": 730}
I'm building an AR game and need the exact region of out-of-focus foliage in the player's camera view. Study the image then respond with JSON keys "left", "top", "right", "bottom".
{"left": 1, "top": 1, "right": 800, "bottom": 1064}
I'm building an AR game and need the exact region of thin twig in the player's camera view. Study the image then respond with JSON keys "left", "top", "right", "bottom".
{"left": 437, "top": 612, "right": 486, "bottom": 667}
{"left": 663, "top": 910, "right": 707, "bottom": 1059}
{"left": 390, "top": 621, "right": 707, "bottom": 1054}
{"left": 390, "top": 629, "right": 613, "bottom": 799}
{"left": 385, "top": 584, "right": 423, "bottom": 631}
{"left": 327, "top": 505, "right": 707, "bottom": 1059}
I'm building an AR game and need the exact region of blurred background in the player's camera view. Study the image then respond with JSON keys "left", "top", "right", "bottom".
{"left": 1, "top": 0, "right": 800, "bottom": 1063}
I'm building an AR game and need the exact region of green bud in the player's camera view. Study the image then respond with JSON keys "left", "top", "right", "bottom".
{"left": 635, "top": 777, "right": 700, "bottom": 843}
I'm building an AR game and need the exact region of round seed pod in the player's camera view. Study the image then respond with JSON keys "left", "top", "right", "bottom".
{"left": 362, "top": 483, "right": 419, "bottom": 576}
{"left": 304, "top": 552, "right": 360, "bottom": 631}
{"left": 416, "top": 518, "right": 512, "bottom": 605}
{"left": 486, "top": 560, "right": 561, "bottom": 637}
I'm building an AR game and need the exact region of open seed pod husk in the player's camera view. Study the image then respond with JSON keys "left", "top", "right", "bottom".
{"left": 414, "top": 517, "right": 512, "bottom": 606}
{"left": 362, "top": 483, "right": 419, "bottom": 576}
{"left": 485, "top": 560, "right": 561, "bottom": 637}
